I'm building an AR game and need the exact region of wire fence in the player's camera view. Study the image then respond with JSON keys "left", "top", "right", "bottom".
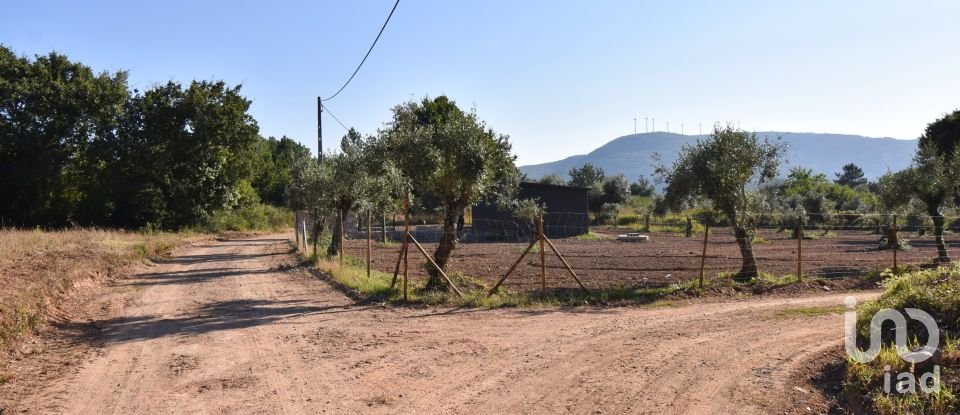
{"left": 295, "top": 210, "right": 960, "bottom": 294}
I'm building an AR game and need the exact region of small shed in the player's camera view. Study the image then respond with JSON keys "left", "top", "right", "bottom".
{"left": 471, "top": 182, "right": 589, "bottom": 240}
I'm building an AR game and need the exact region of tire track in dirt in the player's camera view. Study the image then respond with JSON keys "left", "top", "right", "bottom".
{"left": 8, "top": 234, "right": 876, "bottom": 414}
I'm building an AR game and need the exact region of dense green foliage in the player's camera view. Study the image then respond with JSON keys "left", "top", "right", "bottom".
{"left": 0, "top": 45, "right": 309, "bottom": 229}
{"left": 629, "top": 176, "right": 655, "bottom": 196}
{"left": 834, "top": 163, "right": 868, "bottom": 188}
{"left": 567, "top": 163, "right": 633, "bottom": 222}
{"left": 380, "top": 96, "right": 519, "bottom": 288}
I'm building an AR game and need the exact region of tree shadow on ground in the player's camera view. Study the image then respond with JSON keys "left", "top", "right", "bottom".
{"left": 54, "top": 299, "right": 362, "bottom": 345}
{"left": 121, "top": 268, "right": 280, "bottom": 287}
{"left": 153, "top": 251, "right": 288, "bottom": 266}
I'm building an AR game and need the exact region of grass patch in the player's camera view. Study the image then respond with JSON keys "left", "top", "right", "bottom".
{"left": 201, "top": 203, "right": 292, "bottom": 233}
{"left": 842, "top": 264, "right": 960, "bottom": 414}
{"left": 308, "top": 252, "right": 693, "bottom": 308}
{"left": 776, "top": 305, "right": 846, "bottom": 318}
{"left": 575, "top": 232, "right": 604, "bottom": 241}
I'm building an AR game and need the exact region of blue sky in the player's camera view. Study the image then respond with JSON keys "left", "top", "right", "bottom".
{"left": 2, "top": 1, "right": 959, "bottom": 165}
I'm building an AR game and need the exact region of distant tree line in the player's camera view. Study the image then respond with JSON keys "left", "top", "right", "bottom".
{"left": 0, "top": 45, "right": 310, "bottom": 229}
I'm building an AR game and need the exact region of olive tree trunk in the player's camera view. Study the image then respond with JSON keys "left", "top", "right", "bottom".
{"left": 732, "top": 221, "right": 759, "bottom": 282}
{"left": 428, "top": 204, "right": 462, "bottom": 290}
{"left": 930, "top": 208, "right": 950, "bottom": 263}
{"left": 327, "top": 206, "right": 349, "bottom": 257}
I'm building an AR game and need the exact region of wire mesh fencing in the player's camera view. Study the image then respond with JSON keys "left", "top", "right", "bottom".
{"left": 299, "top": 210, "right": 960, "bottom": 295}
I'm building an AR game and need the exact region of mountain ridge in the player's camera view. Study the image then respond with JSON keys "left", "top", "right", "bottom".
{"left": 519, "top": 131, "right": 917, "bottom": 183}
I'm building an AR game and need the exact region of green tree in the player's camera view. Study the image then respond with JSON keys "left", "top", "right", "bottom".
{"left": 0, "top": 45, "right": 129, "bottom": 226}
{"left": 250, "top": 136, "right": 312, "bottom": 206}
{"left": 656, "top": 125, "right": 785, "bottom": 281}
{"left": 321, "top": 128, "right": 377, "bottom": 256}
{"left": 537, "top": 174, "right": 566, "bottom": 186}
{"left": 900, "top": 144, "right": 957, "bottom": 263}
{"left": 568, "top": 164, "right": 609, "bottom": 220}
{"left": 630, "top": 176, "right": 655, "bottom": 196}
{"left": 112, "top": 81, "right": 260, "bottom": 229}
{"left": 568, "top": 163, "right": 605, "bottom": 188}
{"left": 918, "top": 109, "right": 960, "bottom": 161}
{"left": 602, "top": 174, "right": 631, "bottom": 206}
{"left": 380, "top": 96, "right": 518, "bottom": 289}
{"left": 834, "top": 163, "right": 868, "bottom": 188}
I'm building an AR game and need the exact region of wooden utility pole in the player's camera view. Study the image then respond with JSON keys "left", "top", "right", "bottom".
{"left": 317, "top": 97, "right": 323, "bottom": 162}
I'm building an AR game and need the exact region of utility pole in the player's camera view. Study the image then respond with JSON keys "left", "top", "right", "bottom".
{"left": 666, "top": 121, "right": 669, "bottom": 133}
{"left": 645, "top": 117, "right": 648, "bottom": 133}
{"left": 681, "top": 124, "right": 684, "bottom": 135}
{"left": 652, "top": 118, "right": 655, "bottom": 132}
{"left": 317, "top": 97, "right": 323, "bottom": 163}
{"left": 634, "top": 117, "right": 637, "bottom": 134}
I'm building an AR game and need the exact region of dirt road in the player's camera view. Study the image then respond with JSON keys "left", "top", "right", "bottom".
{"left": 8, "top": 234, "right": 873, "bottom": 414}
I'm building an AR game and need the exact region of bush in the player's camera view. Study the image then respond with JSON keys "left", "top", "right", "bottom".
{"left": 844, "top": 265, "right": 960, "bottom": 414}
{"left": 203, "top": 204, "right": 292, "bottom": 233}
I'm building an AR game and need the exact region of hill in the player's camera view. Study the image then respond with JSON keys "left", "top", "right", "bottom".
{"left": 520, "top": 132, "right": 917, "bottom": 184}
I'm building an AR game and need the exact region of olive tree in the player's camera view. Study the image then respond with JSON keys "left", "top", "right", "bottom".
{"left": 914, "top": 110, "right": 960, "bottom": 262}
{"left": 380, "top": 96, "right": 518, "bottom": 289}
{"left": 656, "top": 125, "right": 785, "bottom": 281}
{"left": 898, "top": 144, "right": 957, "bottom": 262}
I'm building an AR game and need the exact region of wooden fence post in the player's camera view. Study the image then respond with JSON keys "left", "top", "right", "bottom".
{"left": 893, "top": 214, "right": 898, "bottom": 272}
{"left": 301, "top": 219, "right": 308, "bottom": 253}
{"left": 539, "top": 209, "right": 546, "bottom": 292}
{"left": 403, "top": 199, "right": 410, "bottom": 302}
{"left": 367, "top": 210, "right": 372, "bottom": 279}
{"left": 698, "top": 220, "right": 710, "bottom": 289}
{"left": 338, "top": 209, "right": 344, "bottom": 267}
{"left": 797, "top": 215, "right": 803, "bottom": 282}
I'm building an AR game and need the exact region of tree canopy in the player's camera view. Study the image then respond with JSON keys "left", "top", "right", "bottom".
{"left": 0, "top": 45, "right": 309, "bottom": 229}
{"left": 379, "top": 96, "right": 518, "bottom": 288}
{"left": 834, "top": 163, "right": 868, "bottom": 188}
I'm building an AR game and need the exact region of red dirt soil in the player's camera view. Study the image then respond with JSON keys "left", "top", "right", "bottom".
{"left": 2, "top": 234, "right": 881, "bottom": 414}
{"left": 341, "top": 227, "right": 957, "bottom": 292}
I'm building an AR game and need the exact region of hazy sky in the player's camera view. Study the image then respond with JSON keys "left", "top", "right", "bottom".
{"left": 2, "top": 1, "right": 959, "bottom": 165}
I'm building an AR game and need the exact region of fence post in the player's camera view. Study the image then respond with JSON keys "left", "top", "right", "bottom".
{"left": 339, "top": 208, "right": 344, "bottom": 267}
{"left": 539, "top": 209, "right": 547, "bottom": 292}
{"left": 893, "top": 214, "right": 898, "bottom": 272}
{"left": 698, "top": 220, "right": 709, "bottom": 289}
{"left": 295, "top": 212, "right": 301, "bottom": 250}
{"left": 403, "top": 199, "right": 410, "bottom": 302}
{"left": 301, "top": 218, "right": 308, "bottom": 253}
{"left": 797, "top": 215, "right": 803, "bottom": 282}
{"left": 312, "top": 209, "right": 318, "bottom": 258}
{"left": 367, "top": 210, "right": 372, "bottom": 279}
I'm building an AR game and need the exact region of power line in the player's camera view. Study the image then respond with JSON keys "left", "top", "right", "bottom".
{"left": 321, "top": 103, "right": 350, "bottom": 131}
{"left": 321, "top": 0, "right": 400, "bottom": 102}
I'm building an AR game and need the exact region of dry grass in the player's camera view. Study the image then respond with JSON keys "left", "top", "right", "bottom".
{"left": 0, "top": 229, "right": 207, "bottom": 355}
